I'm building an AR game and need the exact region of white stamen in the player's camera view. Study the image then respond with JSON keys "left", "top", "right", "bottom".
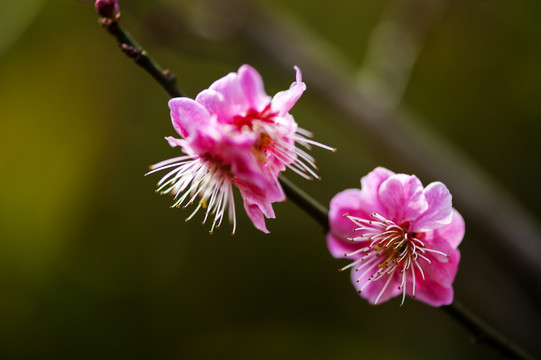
{"left": 374, "top": 269, "right": 396, "bottom": 305}
{"left": 339, "top": 212, "right": 449, "bottom": 306}
{"left": 148, "top": 155, "right": 196, "bottom": 171}
{"left": 400, "top": 270, "right": 407, "bottom": 306}
{"left": 411, "top": 262, "right": 417, "bottom": 297}
{"left": 355, "top": 256, "right": 380, "bottom": 278}
{"left": 185, "top": 203, "right": 202, "bottom": 222}
{"left": 149, "top": 154, "right": 237, "bottom": 234}
{"left": 294, "top": 134, "right": 336, "bottom": 152}
{"left": 294, "top": 126, "right": 314, "bottom": 137}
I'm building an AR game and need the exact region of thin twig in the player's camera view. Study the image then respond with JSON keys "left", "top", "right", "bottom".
{"left": 442, "top": 301, "right": 536, "bottom": 360}
{"left": 279, "top": 175, "right": 329, "bottom": 232}
{"left": 98, "top": 17, "right": 185, "bottom": 98}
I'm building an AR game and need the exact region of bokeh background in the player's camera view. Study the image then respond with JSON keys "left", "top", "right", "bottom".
{"left": 1, "top": 0, "right": 540, "bottom": 359}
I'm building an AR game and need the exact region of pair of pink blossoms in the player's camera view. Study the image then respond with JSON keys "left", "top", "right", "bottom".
{"left": 149, "top": 65, "right": 464, "bottom": 307}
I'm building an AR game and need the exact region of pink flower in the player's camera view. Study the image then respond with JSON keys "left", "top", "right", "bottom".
{"left": 149, "top": 65, "right": 332, "bottom": 234}
{"left": 327, "top": 167, "right": 464, "bottom": 306}
{"left": 172, "top": 64, "right": 334, "bottom": 179}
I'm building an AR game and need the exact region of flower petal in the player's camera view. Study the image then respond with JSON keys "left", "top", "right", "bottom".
{"left": 408, "top": 277, "right": 454, "bottom": 307}
{"left": 238, "top": 64, "right": 271, "bottom": 110}
{"left": 328, "top": 188, "right": 367, "bottom": 238}
{"left": 168, "top": 98, "right": 211, "bottom": 138}
{"left": 209, "top": 71, "right": 248, "bottom": 113}
{"left": 379, "top": 174, "right": 428, "bottom": 222}
{"left": 242, "top": 200, "right": 272, "bottom": 234}
{"left": 361, "top": 167, "right": 395, "bottom": 192}
{"left": 433, "top": 209, "right": 465, "bottom": 249}
{"left": 326, "top": 233, "right": 363, "bottom": 259}
{"left": 421, "top": 248, "right": 461, "bottom": 289}
{"left": 359, "top": 167, "right": 395, "bottom": 215}
{"left": 165, "top": 136, "right": 184, "bottom": 148}
{"left": 195, "top": 89, "right": 232, "bottom": 124}
{"left": 237, "top": 173, "right": 282, "bottom": 234}
{"left": 271, "top": 66, "right": 306, "bottom": 116}
{"left": 412, "top": 181, "right": 453, "bottom": 232}
{"left": 210, "top": 135, "right": 267, "bottom": 186}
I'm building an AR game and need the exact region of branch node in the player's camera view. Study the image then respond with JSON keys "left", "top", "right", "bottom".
{"left": 119, "top": 43, "right": 142, "bottom": 60}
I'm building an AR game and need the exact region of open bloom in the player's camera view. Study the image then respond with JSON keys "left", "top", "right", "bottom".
{"left": 327, "top": 167, "right": 464, "bottom": 306}
{"left": 149, "top": 65, "right": 332, "bottom": 234}
{"left": 173, "top": 64, "right": 334, "bottom": 179}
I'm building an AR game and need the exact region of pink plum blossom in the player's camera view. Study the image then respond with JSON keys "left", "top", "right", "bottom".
{"left": 327, "top": 167, "right": 464, "bottom": 306}
{"left": 148, "top": 65, "right": 332, "bottom": 234}
{"left": 174, "top": 64, "right": 334, "bottom": 179}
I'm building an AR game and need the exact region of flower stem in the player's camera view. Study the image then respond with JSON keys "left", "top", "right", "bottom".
{"left": 96, "top": 13, "right": 536, "bottom": 360}
{"left": 442, "top": 301, "right": 536, "bottom": 360}
{"left": 279, "top": 175, "right": 329, "bottom": 232}
{"left": 98, "top": 17, "right": 185, "bottom": 98}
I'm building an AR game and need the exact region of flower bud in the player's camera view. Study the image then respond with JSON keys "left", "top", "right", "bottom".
{"left": 95, "top": 0, "right": 120, "bottom": 20}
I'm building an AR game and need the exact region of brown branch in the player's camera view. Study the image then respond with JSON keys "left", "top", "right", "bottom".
{"left": 99, "top": 17, "right": 185, "bottom": 98}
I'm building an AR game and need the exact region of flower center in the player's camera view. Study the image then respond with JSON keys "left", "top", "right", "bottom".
{"left": 233, "top": 104, "right": 276, "bottom": 130}
{"left": 341, "top": 212, "right": 448, "bottom": 305}
{"left": 233, "top": 104, "right": 335, "bottom": 180}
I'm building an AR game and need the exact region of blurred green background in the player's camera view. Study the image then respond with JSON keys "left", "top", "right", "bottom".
{"left": 0, "top": 0, "right": 540, "bottom": 359}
